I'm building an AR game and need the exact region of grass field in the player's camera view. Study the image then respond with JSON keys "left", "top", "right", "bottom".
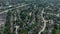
{"left": 55, "top": 30, "right": 60, "bottom": 34}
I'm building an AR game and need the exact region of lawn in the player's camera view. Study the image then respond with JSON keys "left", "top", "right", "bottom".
{"left": 55, "top": 30, "right": 60, "bottom": 34}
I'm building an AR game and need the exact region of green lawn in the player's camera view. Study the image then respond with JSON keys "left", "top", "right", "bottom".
{"left": 55, "top": 24, "right": 60, "bottom": 34}
{"left": 55, "top": 30, "right": 60, "bottom": 34}
{"left": 51, "top": 24, "right": 60, "bottom": 34}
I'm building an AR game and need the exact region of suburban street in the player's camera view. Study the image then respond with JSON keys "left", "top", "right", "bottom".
{"left": 38, "top": 8, "right": 48, "bottom": 34}
{"left": 0, "top": 4, "right": 30, "bottom": 14}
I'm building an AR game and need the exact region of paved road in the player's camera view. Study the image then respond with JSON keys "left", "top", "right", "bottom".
{"left": 0, "top": 4, "right": 30, "bottom": 14}
{"left": 38, "top": 8, "right": 48, "bottom": 34}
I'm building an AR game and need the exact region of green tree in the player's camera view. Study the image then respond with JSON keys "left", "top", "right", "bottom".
{"left": 4, "top": 11, "right": 11, "bottom": 34}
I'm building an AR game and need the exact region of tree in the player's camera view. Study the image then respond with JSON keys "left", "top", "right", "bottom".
{"left": 4, "top": 11, "right": 11, "bottom": 34}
